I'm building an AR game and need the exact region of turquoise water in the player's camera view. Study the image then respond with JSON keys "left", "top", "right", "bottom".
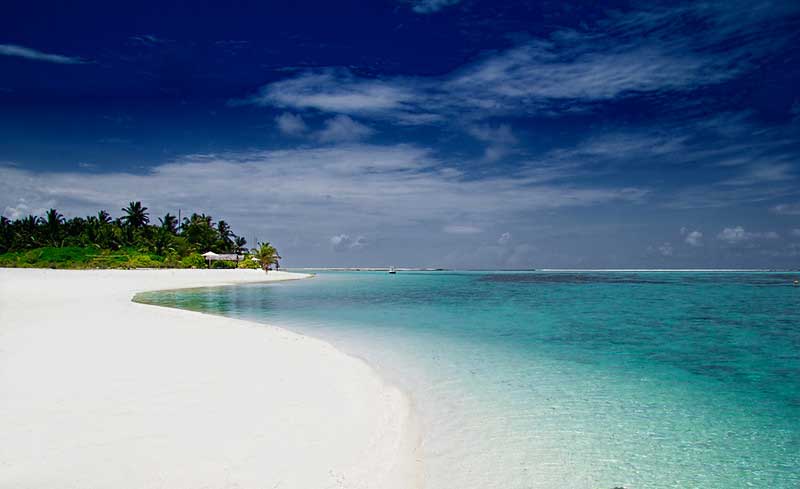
{"left": 137, "top": 271, "right": 800, "bottom": 488}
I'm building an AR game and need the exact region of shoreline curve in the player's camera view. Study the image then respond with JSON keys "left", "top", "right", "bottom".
{"left": 0, "top": 268, "right": 422, "bottom": 489}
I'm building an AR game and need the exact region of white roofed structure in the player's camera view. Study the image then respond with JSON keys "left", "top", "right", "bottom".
{"left": 202, "top": 252, "right": 245, "bottom": 267}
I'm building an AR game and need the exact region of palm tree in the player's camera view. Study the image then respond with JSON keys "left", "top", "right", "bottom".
{"left": 181, "top": 213, "right": 217, "bottom": 251}
{"left": 121, "top": 201, "right": 149, "bottom": 229}
{"left": 159, "top": 213, "right": 178, "bottom": 234}
{"left": 254, "top": 242, "right": 280, "bottom": 273}
{"left": 1, "top": 203, "right": 267, "bottom": 270}
{"left": 63, "top": 216, "right": 86, "bottom": 246}
{"left": 217, "top": 220, "right": 233, "bottom": 251}
{"left": 148, "top": 227, "right": 175, "bottom": 255}
{"left": 45, "top": 208, "right": 64, "bottom": 226}
{"left": 44, "top": 208, "right": 64, "bottom": 246}
{"left": 233, "top": 236, "right": 248, "bottom": 254}
{"left": 18, "top": 215, "right": 41, "bottom": 248}
{"left": 0, "top": 216, "right": 11, "bottom": 253}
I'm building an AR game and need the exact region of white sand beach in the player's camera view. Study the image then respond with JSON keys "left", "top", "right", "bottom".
{"left": 0, "top": 268, "right": 420, "bottom": 489}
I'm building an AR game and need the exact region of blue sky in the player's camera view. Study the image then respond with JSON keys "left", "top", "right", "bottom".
{"left": 2, "top": 0, "right": 800, "bottom": 268}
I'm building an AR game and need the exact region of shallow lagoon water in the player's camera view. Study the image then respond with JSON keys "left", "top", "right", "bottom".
{"left": 137, "top": 271, "right": 800, "bottom": 488}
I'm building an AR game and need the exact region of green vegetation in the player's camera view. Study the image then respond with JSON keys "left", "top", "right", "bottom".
{"left": 237, "top": 257, "right": 261, "bottom": 269}
{"left": 252, "top": 242, "right": 280, "bottom": 273}
{"left": 0, "top": 202, "right": 279, "bottom": 270}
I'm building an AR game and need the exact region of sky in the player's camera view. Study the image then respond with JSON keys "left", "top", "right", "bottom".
{"left": 1, "top": 0, "right": 800, "bottom": 268}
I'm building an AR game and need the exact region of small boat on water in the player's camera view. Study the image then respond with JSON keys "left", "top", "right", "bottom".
{"left": 389, "top": 267, "right": 397, "bottom": 274}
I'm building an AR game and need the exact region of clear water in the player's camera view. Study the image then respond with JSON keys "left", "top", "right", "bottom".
{"left": 136, "top": 271, "right": 800, "bottom": 488}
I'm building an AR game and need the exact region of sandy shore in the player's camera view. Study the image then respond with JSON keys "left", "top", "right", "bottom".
{"left": 0, "top": 268, "right": 420, "bottom": 489}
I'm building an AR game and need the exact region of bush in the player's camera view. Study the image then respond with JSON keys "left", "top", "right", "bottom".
{"left": 21, "top": 249, "right": 43, "bottom": 265}
{"left": 39, "top": 246, "right": 97, "bottom": 265}
{"left": 238, "top": 257, "right": 261, "bottom": 269}
{"left": 179, "top": 253, "right": 207, "bottom": 269}
{"left": 126, "top": 255, "right": 163, "bottom": 269}
{"left": 0, "top": 251, "right": 24, "bottom": 267}
{"left": 0, "top": 247, "right": 264, "bottom": 270}
{"left": 170, "top": 236, "right": 193, "bottom": 256}
{"left": 0, "top": 246, "right": 101, "bottom": 268}
{"left": 163, "top": 252, "right": 181, "bottom": 268}
{"left": 88, "top": 250, "right": 131, "bottom": 269}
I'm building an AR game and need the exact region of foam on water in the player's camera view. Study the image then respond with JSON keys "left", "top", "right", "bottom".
{"left": 137, "top": 271, "right": 800, "bottom": 488}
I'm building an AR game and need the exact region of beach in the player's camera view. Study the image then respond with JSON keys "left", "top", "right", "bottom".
{"left": 0, "top": 268, "right": 420, "bottom": 489}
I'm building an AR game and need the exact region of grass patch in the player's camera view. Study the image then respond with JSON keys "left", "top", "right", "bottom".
{"left": 0, "top": 247, "right": 205, "bottom": 269}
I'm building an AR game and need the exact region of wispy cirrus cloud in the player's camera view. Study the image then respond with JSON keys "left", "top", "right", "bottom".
{"left": 771, "top": 203, "right": 800, "bottom": 215}
{"left": 534, "top": 110, "right": 800, "bottom": 210}
{"left": 717, "top": 226, "right": 779, "bottom": 244}
{"left": 407, "top": 0, "right": 461, "bottom": 14}
{"left": 129, "top": 34, "right": 167, "bottom": 47}
{"left": 238, "top": 69, "right": 420, "bottom": 118}
{"left": 443, "top": 224, "right": 482, "bottom": 234}
{"left": 443, "top": 42, "right": 734, "bottom": 107}
{"left": 720, "top": 163, "right": 795, "bottom": 186}
{"left": 235, "top": 2, "right": 796, "bottom": 124}
{"left": 0, "top": 44, "right": 86, "bottom": 64}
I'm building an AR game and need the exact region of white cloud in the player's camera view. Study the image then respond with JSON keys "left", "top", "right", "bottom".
{"left": 446, "top": 43, "right": 734, "bottom": 105}
{"left": 238, "top": 69, "right": 417, "bottom": 117}
{"left": 129, "top": 34, "right": 166, "bottom": 47}
{"left": 467, "top": 124, "right": 518, "bottom": 161}
{"left": 3, "top": 198, "right": 53, "bottom": 220}
{"left": 684, "top": 230, "right": 703, "bottom": 246}
{"left": 409, "top": 0, "right": 461, "bottom": 14}
{"left": 498, "top": 232, "right": 512, "bottom": 245}
{"left": 718, "top": 226, "right": 747, "bottom": 243}
{"left": 669, "top": 183, "right": 796, "bottom": 210}
{"left": 330, "top": 234, "right": 366, "bottom": 251}
{"left": 546, "top": 112, "right": 799, "bottom": 211}
{"left": 791, "top": 229, "right": 800, "bottom": 238}
{"left": 233, "top": 2, "right": 793, "bottom": 125}
{"left": 316, "top": 115, "right": 374, "bottom": 143}
{"left": 468, "top": 124, "right": 517, "bottom": 145}
{"left": 0, "top": 44, "right": 86, "bottom": 64}
{"left": 721, "top": 163, "right": 794, "bottom": 186}
{"left": 275, "top": 112, "right": 308, "bottom": 136}
{"left": 771, "top": 203, "right": 800, "bottom": 215}
{"left": 717, "top": 226, "right": 779, "bottom": 243}
{"left": 275, "top": 113, "right": 374, "bottom": 142}
{"left": 0, "top": 143, "right": 648, "bottom": 262}
{"left": 657, "top": 242, "right": 673, "bottom": 256}
{"left": 443, "top": 225, "right": 482, "bottom": 234}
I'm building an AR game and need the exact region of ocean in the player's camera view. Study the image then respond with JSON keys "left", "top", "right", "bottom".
{"left": 136, "top": 271, "right": 800, "bottom": 488}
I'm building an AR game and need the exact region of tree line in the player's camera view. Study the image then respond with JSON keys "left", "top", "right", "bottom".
{"left": 0, "top": 202, "right": 279, "bottom": 271}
